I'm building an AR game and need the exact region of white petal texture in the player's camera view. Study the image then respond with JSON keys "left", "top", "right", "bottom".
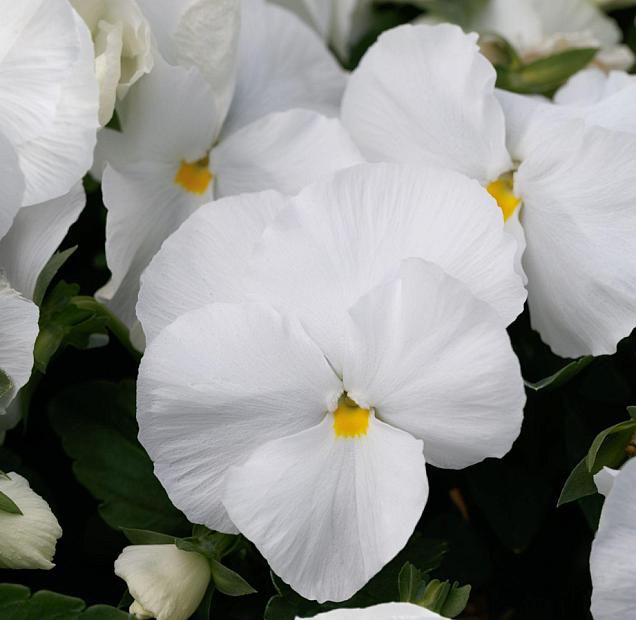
{"left": 222, "top": 0, "right": 346, "bottom": 137}
{"left": 70, "top": 0, "right": 153, "bottom": 125}
{"left": 300, "top": 603, "right": 444, "bottom": 619}
{"left": 115, "top": 544, "right": 211, "bottom": 620}
{"left": 0, "top": 283, "right": 39, "bottom": 414}
{"left": 0, "top": 0, "right": 98, "bottom": 206}
{"left": 590, "top": 458, "right": 636, "bottom": 620}
{"left": 137, "top": 0, "right": 240, "bottom": 123}
{"left": 213, "top": 109, "right": 363, "bottom": 198}
{"left": 246, "top": 163, "right": 524, "bottom": 372}
{"left": 341, "top": 24, "right": 512, "bottom": 184}
{"left": 137, "top": 303, "right": 342, "bottom": 533}
{"left": 0, "top": 472, "right": 62, "bottom": 569}
{"left": 514, "top": 121, "right": 636, "bottom": 357}
{"left": 0, "top": 184, "right": 85, "bottom": 300}
{"left": 0, "top": 133, "right": 24, "bottom": 240}
{"left": 137, "top": 191, "right": 287, "bottom": 343}
{"left": 223, "top": 415, "right": 428, "bottom": 603}
{"left": 343, "top": 259, "right": 525, "bottom": 470}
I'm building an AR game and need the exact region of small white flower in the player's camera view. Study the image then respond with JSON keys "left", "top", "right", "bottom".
{"left": 70, "top": 0, "right": 154, "bottom": 126}
{"left": 137, "top": 163, "right": 525, "bottom": 602}
{"left": 0, "top": 472, "right": 62, "bottom": 570}
{"left": 341, "top": 23, "right": 636, "bottom": 358}
{"left": 466, "top": 0, "right": 633, "bottom": 71}
{"left": 590, "top": 458, "right": 636, "bottom": 619}
{"left": 94, "top": 0, "right": 358, "bottom": 334}
{"left": 299, "top": 603, "right": 444, "bottom": 619}
{"left": 114, "top": 544, "right": 211, "bottom": 620}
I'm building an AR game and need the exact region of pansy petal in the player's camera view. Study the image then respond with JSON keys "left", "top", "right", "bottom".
{"left": 15, "top": 11, "right": 98, "bottom": 206}
{"left": 0, "top": 133, "right": 24, "bottom": 240}
{"left": 213, "top": 109, "right": 362, "bottom": 198}
{"left": 246, "top": 163, "right": 525, "bottom": 373}
{"left": 344, "top": 259, "right": 524, "bottom": 470}
{"left": 554, "top": 68, "right": 635, "bottom": 106}
{"left": 0, "top": 183, "right": 85, "bottom": 300}
{"left": 137, "top": 190, "right": 287, "bottom": 343}
{"left": 137, "top": 0, "right": 240, "bottom": 123}
{"left": 222, "top": 0, "right": 346, "bottom": 137}
{"left": 98, "top": 161, "right": 208, "bottom": 328}
{"left": 341, "top": 23, "right": 512, "bottom": 184}
{"left": 0, "top": 0, "right": 78, "bottom": 146}
{"left": 138, "top": 302, "right": 341, "bottom": 533}
{"left": 303, "top": 603, "right": 444, "bottom": 619}
{"left": 590, "top": 458, "right": 636, "bottom": 620}
{"left": 0, "top": 283, "right": 38, "bottom": 413}
{"left": 223, "top": 415, "right": 427, "bottom": 603}
{"left": 516, "top": 121, "right": 636, "bottom": 357}
{"left": 116, "top": 54, "right": 219, "bottom": 163}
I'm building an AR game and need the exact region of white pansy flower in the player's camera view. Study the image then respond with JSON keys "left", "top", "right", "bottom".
{"left": 341, "top": 23, "right": 636, "bottom": 358}
{"left": 95, "top": 0, "right": 358, "bottom": 335}
{"left": 0, "top": 0, "right": 99, "bottom": 208}
{"left": 590, "top": 457, "right": 636, "bottom": 619}
{"left": 137, "top": 164, "right": 525, "bottom": 602}
{"left": 594, "top": 466, "right": 621, "bottom": 497}
{"left": 0, "top": 472, "right": 62, "bottom": 570}
{"left": 299, "top": 603, "right": 444, "bottom": 619}
{"left": 114, "top": 544, "right": 211, "bottom": 620}
{"left": 70, "top": 0, "right": 153, "bottom": 126}
{"left": 466, "top": 0, "right": 633, "bottom": 71}
{"left": 270, "top": 0, "right": 374, "bottom": 61}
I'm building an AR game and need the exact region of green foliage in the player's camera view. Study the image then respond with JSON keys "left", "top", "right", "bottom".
{"left": 496, "top": 47, "right": 599, "bottom": 95}
{"left": 559, "top": 409, "right": 636, "bottom": 506}
{"left": 398, "top": 564, "right": 470, "bottom": 618}
{"left": 49, "top": 380, "right": 190, "bottom": 535}
{"left": 264, "top": 535, "right": 447, "bottom": 619}
{"left": 525, "top": 356, "right": 594, "bottom": 393}
{"left": 0, "top": 584, "right": 132, "bottom": 619}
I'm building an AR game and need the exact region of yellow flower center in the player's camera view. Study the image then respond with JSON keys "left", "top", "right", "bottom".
{"left": 174, "top": 155, "right": 213, "bottom": 195}
{"left": 333, "top": 394, "right": 370, "bottom": 438}
{"left": 487, "top": 175, "right": 520, "bottom": 222}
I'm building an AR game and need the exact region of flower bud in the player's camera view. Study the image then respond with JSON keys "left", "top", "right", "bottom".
{"left": 115, "top": 544, "right": 211, "bottom": 620}
{"left": 0, "top": 472, "right": 62, "bottom": 569}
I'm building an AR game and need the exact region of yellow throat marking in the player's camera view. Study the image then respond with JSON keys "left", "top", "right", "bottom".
{"left": 333, "top": 395, "right": 370, "bottom": 438}
{"left": 174, "top": 155, "right": 213, "bottom": 195}
{"left": 487, "top": 176, "right": 520, "bottom": 222}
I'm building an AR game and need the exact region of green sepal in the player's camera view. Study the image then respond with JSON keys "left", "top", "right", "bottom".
{"left": 209, "top": 558, "right": 257, "bottom": 597}
{"left": 525, "top": 356, "right": 593, "bottom": 393}
{"left": 497, "top": 47, "right": 598, "bottom": 95}
{"left": 417, "top": 579, "right": 471, "bottom": 618}
{"left": 121, "top": 528, "right": 177, "bottom": 546}
{"left": 0, "top": 488, "right": 22, "bottom": 515}
{"left": 32, "top": 246, "right": 77, "bottom": 306}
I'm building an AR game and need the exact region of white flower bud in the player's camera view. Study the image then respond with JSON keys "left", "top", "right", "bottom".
{"left": 70, "top": 0, "right": 153, "bottom": 125}
{"left": 115, "top": 544, "right": 211, "bottom": 620}
{"left": 0, "top": 472, "right": 62, "bottom": 570}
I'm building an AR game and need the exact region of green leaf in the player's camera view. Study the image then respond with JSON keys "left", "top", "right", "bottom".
{"left": 0, "top": 488, "right": 22, "bottom": 515}
{"left": 121, "top": 528, "right": 177, "bottom": 545}
{"left": 497, "top": 48, "right": 598, "bottom": 95}
{"left": 0, "top": 584, "right": 132, "bottom": 619}
{"left": 398, "top": 563, "right": 426, "bottom": 603}
{"left": 0, "top": 368, "right": 11, "bottom": 400}
{"left": 32, "top": 246, "right": 77, "bottom": 306}
{"left": 49, "top": 380, "right": 190, "bottom": 535}
{"left": 557, "top": 457, "right": 598, "bottom": 507}
{"left": 209, "top": 558, "right": 257, "bottom": 596}
{"left": 524, "top": 356, "right": 593, "bottom": 392}
{"left": 418, "top": 579, "right": 471, "bottom": 618}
